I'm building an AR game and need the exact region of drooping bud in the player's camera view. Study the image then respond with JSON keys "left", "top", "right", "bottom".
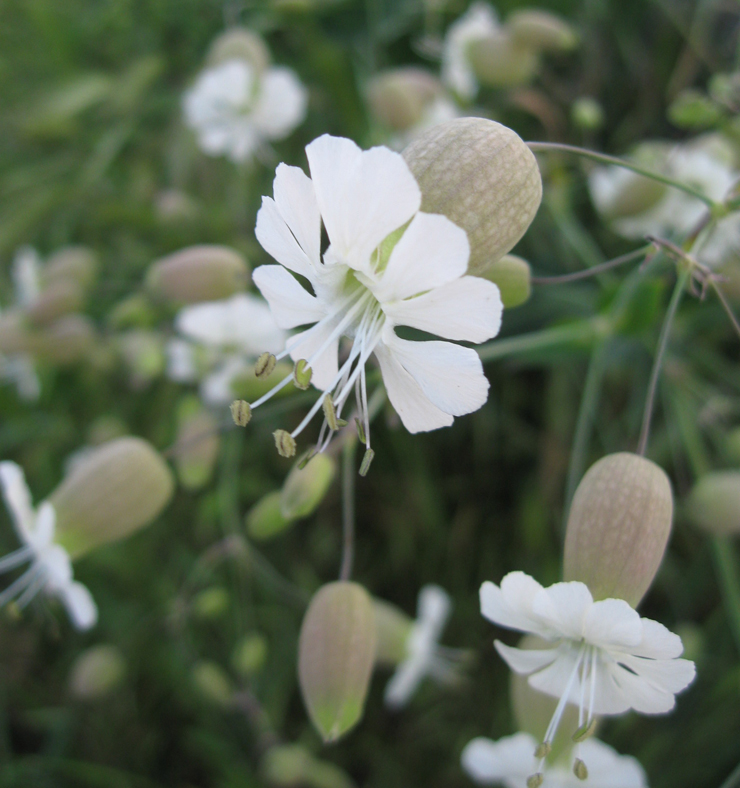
{"left": 367, "top": 68, "right": 442, "bottom": 131}
{"left": 467, "top": 33, "right": 539, "bottom": 88}
{"left": 294, "top": 359, "right": 313, "bottom": 390}
{"left": 262, "top": 744, "right": 356, "bottom": 788}
{"left": 206, "top": 28, "right": 271, "bottom": 75}
{"left": 280, "top": 453, "right": 336, "bottom": 519}
{"left": 42, "top": 246, "right": 98, "bottom": 292}
{"left": 479, "top": 254, "right": 531, "bottom": 308}
{"left": 230, "top": 399, "right": 252, "bottom": 426}
{"left": 372, "top": 599, "right": 413, "bottom": 665}
{"left": 29, "top": 314, "right": 95, "bottom": 364}
{"left": 403, "top": 118, "right": 542, "bottom": 275}
{"left": 246, "top": 491, "right": 293, "bottom": 540}
{"left": 507, "top": 10, "right": 579, "bottom": 53}
{"left": 49, "top": 436, "right": 174, "bottom": 560}
{"left": 24, "top": 281, "right": 84, "bottom": 326}
{"left": 68, "top": 644, "right": 126, "bottom": 700}
{"left": 231, "top": 632, "right": 268, "bottom": 676}
{"left": 173, "top": 403, "right": 220, "bottom": 490}
{"left": 191, "top": 660, "right": 234, "bottom": 706}
{"left": 298, "top": 582, "right": 377, "bottom": 743}
{"left": 146, "top": 245, "right": 249, "bottom": 304}
{"left": 274, "top": 429, "right": 297, "bottom": 458}
{"left": 563, "top": 453, "right": 673, "bottom": 607}
{"left": 686, "top": 471, "right": 740, "bottom": 536}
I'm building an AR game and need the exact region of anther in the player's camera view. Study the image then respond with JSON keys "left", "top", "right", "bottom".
{"left": 322, "top": 395, "right": 347, "bottom": 431}
{"left": 573, "top": 759, "right": 588, "bottom": 781}
{"left": 293, "top": 359, "right": 312, "bottom": 390}
{"left": 298, "top": 450, "right": 316, "bottom": 470}
{"left": 230, "top": 400, "right": 251, "bottom": 427}
{"left": 534, "top": 742, "right": 551, "bottom": 759}
{"left": 359, "top": 448, "right": 375, "bottom": 477}
{"left": 273, "top": 430, "right": 296, "bottom": 458}
{"left": 255, "top": 352, "right": 276, "bottom": 379}
{"left": 526, "top": 773, "right": 544, "bottom": 788}
{"left": 572, "top": 717, "right": 597, "bottom": 743}
{"left": 355, "top": 417, "right": 367, "bottom": 445}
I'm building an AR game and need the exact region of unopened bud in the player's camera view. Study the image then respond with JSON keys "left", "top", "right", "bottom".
{"left": 24, "top": 281, "right": 84, "bottom": 326}
{"left": 255, "top": 351, "right": 276, "bottom": 378}
{"left": 29, "top": 314, "right": 95, "bottom": 364}
{"left": 174, "top": 405, "right": 220, "bottom": 490}
{"left": 686, "top": 471, "right": 740, "bottom": 536}
{"left": 274, "top": 429, "right": 297, "bottom": 458}
{"left": 479, "top": 254, "right": 531, "bottom": 308}
{"left": 507, "top": 10, "right": 578, "bottom": 53}
{"left": 49, "top": 436, "right": 174, "bottom": 560}
{"left": 403, "top": 118, "right": 542, "bottom": 275}
{"left": 367, "top": 68, "right": 442, "bottom": 131}
{"left": 246, "top": 490, "right": 294, "bottom": 540}
{"left": 146, "top": 245, "right": 249, "bottom": 304}
{"left": 294, "top": 359, "right": 313, "bottom": 390}
{"left": 571, "top": 97, "right": 604, "bottom": 131}
{"left": 298, "top": 581, "right": 377, "bottom": 742}
{"left": 573, "top": 759, "right": 588, "bottom": 781}
{"left": 468, "top": 33, "right": 539, "bottom": 88}
{"left": 69, "top": 644, "right": 126, "bottom": 700}
{"left": 563, "top": 453, "right": 673, "bottom": 607}
{"left": 527, "top": 773, "right": 544, "bottom": 788}
{"left": 192, "top": 661, "right": 233, "bottom": 706}
{"left": 534, "top": 742, "right": 551, "bottom": 759}
{"left": 359, "top": 449, "right": 375, "bottom": 477}
{"left": 372, "top": 599, "right": 413, "bottom": 665}
{"left": 232, "top": 632, "right": 268, "bottom": 676}
{"left": 193, "top": 587, "right": 229, "bottom": 619}
{"left": 231, "top": 399, "right": 252, "bottom": 426}
{"left": 43, "top": 246, "right": 97, "bottom": 291}
{"left": 206, "top": 28, "right": 270, "bottom": 74}
{"left": 280, "top": 453, "right": 336, "bottom": 519}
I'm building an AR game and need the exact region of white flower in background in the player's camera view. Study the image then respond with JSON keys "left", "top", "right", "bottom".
{"left": 441, "top": 2, "right": 500, "bottom": 99}
{"left": 183, "top": 58, "right": 308, "bottom": 164}
{"left": 480, "top": 572, "right": 694, "bottom": 777}
{"left": 167, "top": 293, "right": 286, "bottom": 406}
{"left": 462, "top": 732, "right": 647, "bottom": 788}
{"left": 589, "top": 136, "right": 740, "bottom": 268}
{"left": 384, "top": 584, "right": 460, "bottom": 708}
{"left": 0, "top": 462, "right": 97, "bottom": 630}
{"left": 250, "top": 134, "right": 502, "bottom": 461}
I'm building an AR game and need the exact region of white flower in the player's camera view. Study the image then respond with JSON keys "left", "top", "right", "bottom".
{"left": 441, "top": 2, "right": 501, "bottom": 99}
{"left": 479, "top": 572, "right": 695, "bottom": 770}
{"left": 462, "top": 732, "right": 648, "bottom": 788}
{"left": 183, "top": 58, "right": 308, "bottom": 164}
{"left": 249, "top": 134, "right": 502, "bottom": 459}
{"left": 0, "top": 461, "right": 97, "bottom": 630}
{"left": 167, "top": 293, "right": 287, "bottom": 406}
{"left": 384, "top": 584, "right": 460, "bottom": 708}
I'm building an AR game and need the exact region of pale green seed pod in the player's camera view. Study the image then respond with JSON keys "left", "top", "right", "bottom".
{"left": 403, "top": 118, "right": 542, "bottom": 275}
{"left": 191, "top": 661, "right": 234, "bottom": 706}
{"left": 231, "top": 632, "right": 269, "bottom": 676}
{"left": 686, "top": 471, "right": 740, "bottom": 536}
{"left": 372, "top": 599, "right": 412, "bottom": 665}
{"left": 262, "top": 744, "right": 356, "bottom": 788}
{"left": 25, "top": 281, "right": 84, "bottom": 327}
{"left": 206, "top": 28, "right": 271, "bottom": 74}
{"left": 49, "top": 436, "right": 174, "bottom": 560}
{"left": 367, "top": 68, "right": 443, "bottom": 131}
{"left": 146, "top": 245, "right": 249, "bottom": 304}
{"left": 69, "top": 644, "right": 126, "bottom": 700}
{"left": 173, "top": 403, "right": 220, "bottom": 491}
{"left": 298, "top": 581, "right": 377, "bottom": 743}
{"left": 29, "top": 314, "right": 95, "bottom": 364}
{"left": 467, "top": 33, "right": 540, "bottom": 88}
{"left": 42, "top": 246, "right": 98, "bottom": 292}
{"left": 280, "top": 454, "right": 336, "bottom": 520}
{"left": 507, "top": 10, "right": 579, "bottom": 53}
{"left": 479, "top": 254, "right": 531, "bottom": 308}
{"left": 246, "top": 490, "right": 293, "bottom": 540}
{"left": 563, "top": 453, "right": 673, "bottom": 607}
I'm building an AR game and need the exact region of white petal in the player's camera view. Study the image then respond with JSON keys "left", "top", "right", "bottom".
{"left": 287, "top": 320, "right": 340, "bottom": 391}
{"left": 0, "top": 461, "right": 36, "bottom": 544}
{"left": 384, "top": 276, "right": 502, "bottom": 343}
{"left": 373, "top": 212, "right": 469, "bottom": 302}
{"left": 273, "top": 163, "right": 321, "bottom": 268}
{"left": 373, "top": 340, "right": 453, "bottom": 433}
{"left": 166, "top": 339, "right": 198, "bottom": 382}
{"left": 525, "top": 648, "right": 600, "bottom": 706}
{"left": 12, "top": 246, "right": 42, "bottom": 306}
{"left": 461, "top": 733, "right": 537, "bottom": 784}
{"left": 200, "top": 357, "right": 247, "bottom": 406}
{"left": 494, "top": 641, "right": 558, "bottom": 675}
{"left": 417, "top": 584, "right": 451, "bottom": 642}
{"left": 256, "top": 197, "right": 317, "bottom": 279}
{"left": 59, "top": 581, "right": 98, "bottom": 630}
{"left": 531, "top": 582, "right": 594, "bottom": 641}
{"left": 606, "top": 662, "right": 680, "bottom": 714}
{"left": 631, "top": 617, "right": 685, "bottom": 659}
{"left": 383, "top": 330, "right": 489, "bottom": 417}
{"left": 583, "top": 598, "right": 643, "bottom": 649}
{"left": 579, "top": 739, "right": 648, "bottom": 788}
{"left": 305, "top": 135, "right": 421, "bottom": 270}
{"left": 252, "top": 265, "right": 326, "bottom": 329}
{"left": 33, "top": 502, "right": 56, "bottom": 550}
{"left": 251, "top": 67, "right": 308, "bottom": 139}
{"left": 481, "top": 574, "right": 551, "bottom": 636}
{"left": 384, "top": 653, "right": 427, "bottom": 708}
{"left": 615, "top": 654, "right": 696, "bottom": 695}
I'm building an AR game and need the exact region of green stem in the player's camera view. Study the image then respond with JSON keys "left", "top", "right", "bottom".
{"left": 339, "top": 437, "right": 358, "bottom": 581}
{"left": 528, "top": 141, "right": 718, "bottom": 209}
{"left": 531, "top": 247, "right": 649, "bottom": 285}
{"left": 711, "top": 538, "right": 740, "bottom": 655}
{"left": 477, "top": 318, "right": 604, "bottom": 363}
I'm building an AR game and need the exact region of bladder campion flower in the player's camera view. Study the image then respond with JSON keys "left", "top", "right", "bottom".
{"left": 249, "top": 134, "right": 503, "bottom": 464}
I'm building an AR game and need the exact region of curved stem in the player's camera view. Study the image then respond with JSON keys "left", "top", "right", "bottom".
{"left": 531, "top": 247, "right": 649, "bottom": 285}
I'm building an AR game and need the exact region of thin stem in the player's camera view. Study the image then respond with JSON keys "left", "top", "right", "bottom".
{"left": 711, "top": 538, "right": 740, "bottom": 655}
{"left": 527, "top": 141, "right": 718, "bottom": 209}
{"left": 531, "top": 247, "right": 649, "bottom": 285}
{"left": 636, "top": 268, "right": 690, "bottom": 456}
{"left": 339, "top": 437, "right": 358, "bottom": 581}
{"left": 710, "top": 280, "right": 740, "bottom": 341}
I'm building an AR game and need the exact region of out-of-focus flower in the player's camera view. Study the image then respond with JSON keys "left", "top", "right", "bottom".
{"left": 249, "top": 134, "right": 502, "bottom": 461}
{"left": 183, "top": 55, "right": 307, "bottom": 163}
{"left": 167, "top": 293, "right": 286, "bottom": 406}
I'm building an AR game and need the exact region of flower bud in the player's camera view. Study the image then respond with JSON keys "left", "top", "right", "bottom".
{"left": 173, "top": 402, "right": 220, "bottom": 490}
{"left": 403, "top": 118, "right": 542, "bottom": 275}
{"left": 49, "top": 436, "right": 174, "bottom": 559}
{"left": 298, "top": 581, "right": 377, "bottom": 743}
{"left": 686, "top": 471, "right": 740, "bottom": 536}
{"left": 206, "top": 28, "right": 270, "bottom": 74}
{"left": 280, "top": 454, "right": 336, "bottom": 520}
{"left": 68, "top": 644, "right": 126, "bottom": 700}
{"left": 192, "top": 660, "right": 234, "bottom": 706}
{"left": 246, "top": 490, "right": 293, "bottom": 540}
{"left": 367, "top": 68, "right": 442, "bottom": 131}
{"left": 42, "top": 246, "right": 98, "bottom": 292}
{"left": 232, "top": 632, "right": 268, "bottom": 676}
{"left": 563, "top": 453, "right": 673, "bottom": 607}
{"left": 146, "top": 245, "right": 249, "bottom": 304}
{"left": 372, "top": 599, "right": 413, "bottom": 665}
{"left": 24, "top": 281, "right": 84, "bottom": 327}
{"left": 467, "top": 34, "right": 540, "bottom": 88}
{"left": 479, "top": 254, "right": 531, "bottom": 308}
{"left": 29, "top": 314, "right": 95, "bottom": 364}
{"left": 507, "top": 10, "right": 578, "bottom": 53}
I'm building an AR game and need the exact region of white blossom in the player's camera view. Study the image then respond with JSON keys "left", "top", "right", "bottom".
{"left": 462, "top": 732, "right": 647, "bottom": 788}
{"left": 183, "top": 58, "right": 307, "bottom": 163}
{"left": 167, "top": 293, "right": 287, "bottom": 406}
{"left": 0, "top": 461, "right": 97, "bottom": 630}
{"left": 249, "top": 134, "right": 502, "bottom": 459}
